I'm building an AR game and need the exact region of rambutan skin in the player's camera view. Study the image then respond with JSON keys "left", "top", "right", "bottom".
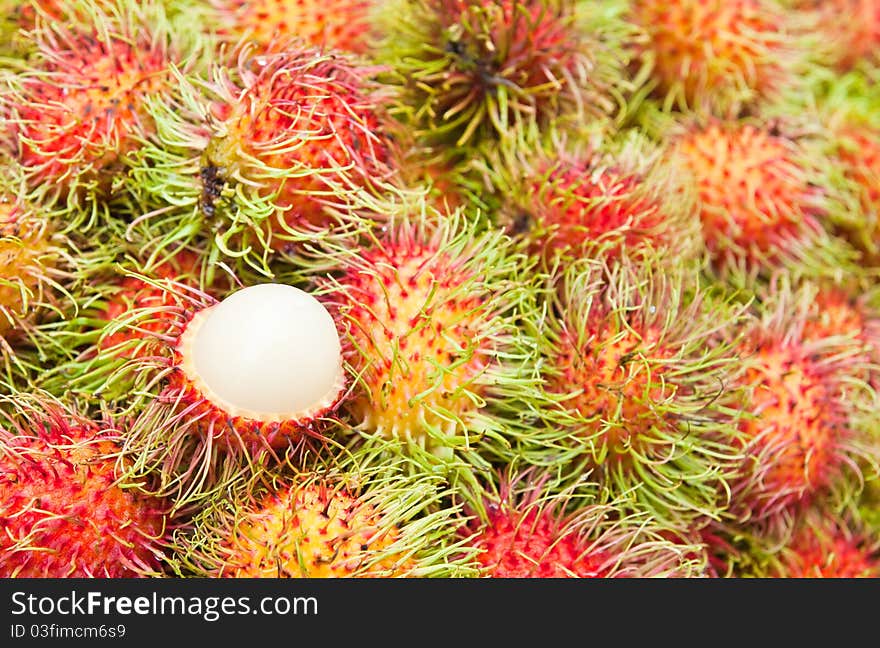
{"left": 668, "top": 118, "right": 850, "bottom": 280}
{"left": 206, "top": 483, "right": 414, "bottom": 578}
{"left": 168, "top": 463, "right": 479, "bottom": 578}
{"left": 0, "top": 396, "right": 168, "bottom": 578}
{"left": 461, "top": 470, "right": 708, "bottom": 578}
{"left": 0, "top": 205, "right": 55, "bottom": 339}
{"left": 533, "top": 257, "right": 748, "bottom": 524}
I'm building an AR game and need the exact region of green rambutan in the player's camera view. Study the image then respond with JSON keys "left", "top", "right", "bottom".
{"left": 460, "top": 468, "right": 707, "bottom": 577}
{"left": 0, "top": 391, "right": 169, "bottom": 577}
{"left": 209, "top": 0, "right": 378, "bottom": 55}
{"left": 728, "top": 280, "right": 877, "bottom": 524}
{"left": 666, "top": 115, "right": 857, "bottom": 283}
{"left": 628, "top": 0, "right": 806, "bottom": 117}
{"left": 375, "top": 0, "right": 633, "bottom": 165}
{"left": 317, "top": 203, "right": 546, "bottom": 476}
{"left": 167, "top": 457, "right": 479, "bottom": 577}
{"left": 532, "top": 256, "right": 748, "bottom": 524}
{"left": 1, "top": 0, "right": 206, "bottom": 226}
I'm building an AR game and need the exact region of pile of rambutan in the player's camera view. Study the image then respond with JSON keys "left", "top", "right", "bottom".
{"left": 1, "top": 0, "right": 878, "bottom": 580}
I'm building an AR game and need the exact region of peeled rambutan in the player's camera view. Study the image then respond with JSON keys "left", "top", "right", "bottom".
{"left": 728, "top": 280, "right": 876, "bottom": 523}
{"left": 535, "top": 256, "right": 748, "bottom": 524}
{"left": 319, "top": 205, "right": 544, "bottom": 470}
{"left": 376, "top": 0, "right": 632, "bottom": 163}
{"left": 667, "top": 117, "right": 855, "bottom": 282}
{"left": 461, "top": 469, "right": 707, "bottom": 577}
{"left": 210, "top": 0, "right": 377, "bottom": 55}
{"left": 628, "top": 0, "right": 804, "bottom": 116}
{"left": 105, "top": 280, "right": 349, "bottom": 511}
{"left": 169, "top": 460, "right": 478, "bottom": 577}
{"left": 0, "top": 392, "right": 168, "bottom": 578}
{"left": 1, "top": 0, "right": 196, "bottom": 221}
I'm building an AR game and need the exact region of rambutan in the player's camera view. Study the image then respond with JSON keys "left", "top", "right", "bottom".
{"left": 461, "top": 468, "right": 707, "bottom": 577}
{"left": 709, "top": 504, "right": 880, "bottom": 577}
{"left": 728, "top": 280, "right": 877, "bottom": 524}
{"left": 816, "top": 73, "right": 880, "bottom": 264}
{"left": 31, "top": 246, "right": 228, "bottom": 404}
{"left": 376, "top": 0, "right": 632, "bottom": 165}
{"left": 628, "top": 0, "right": 805, "bottom": 116}
{"left": 667, "top": 116, "right": 856, "bottom": 282}
{"left": 0, "top": 392, "right": 168, "bottom": 577}
{"left": 0, "top": 196, "right": 70, "bottom": 355}
{"left": 770, "top": 511, "right": 880, "bottom": 577}
{"left": 534, "top": 256, "right": 748, "bottom": 524}
{"left": 318, "top": 205, "right": 545, "bottom": 473}
{"left": 107, "top": 280, "right": 349, "bottom": 511}
{"left": 129, "top": 46, "right": 394, "bottom": 272}
{"left": 800, "top": 282, "right": 880, "bottom": 389}
{"left": 210, "top": 0, "right": 378, "bottom": 55}
{"left": 792, "top": 0, "right": 880, "bottom": 71}
{"left": 496, "top": 132, "right": 701, "bottom": 266}
{"left": 1, "top": 0, "right": 203, "bottom": 224}
{"left": 169, "top": 459, "right": 479, "bottom": 577}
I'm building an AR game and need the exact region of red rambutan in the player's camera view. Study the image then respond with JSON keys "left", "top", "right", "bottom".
{"left": 461, "top": 469, "right": 707, "bottom": 577}
{"left": 0, "top": 392, "right": 168, "bottom": 577}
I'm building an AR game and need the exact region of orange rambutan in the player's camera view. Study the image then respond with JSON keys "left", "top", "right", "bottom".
{"left": 210, "top": 0, "right": 377, "bottom": 55}
{"left": 629, "top": 0, "right": 804, "bottom": 116}
{"left": 132, "top": 46, "right": 395, "bottom": 269}
{"left": 318, "top": 206, "right": 543, "bottom": 471}
{"left": 0, "top": 196, "right": 69, "bottom": 356}
{"left": 202, "top": 49, "right": 392, "bottom": 242}
{"left": 168, "top": 459, "right": 478, "bottom": 577}
{"left": 533, "top": 256, "right": 748, "bottom": 524}
{"left": 667, "top": 117, "right": 854, "bottom": 282}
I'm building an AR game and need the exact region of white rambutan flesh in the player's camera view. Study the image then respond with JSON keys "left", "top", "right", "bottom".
{"left": 177, "top": 283, "right": 344, "bottom": 423}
